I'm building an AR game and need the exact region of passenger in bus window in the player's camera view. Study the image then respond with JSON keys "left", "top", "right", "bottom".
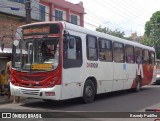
{"left": 99, "top": 51, "right": 105, "bottom": 61}
{"left": 136, "top": 56, "right": 142, "bottom": 64}
{"left": 127, "top": 55, "right": 134, "bottom": 63}
{"left": 127, "top": 55, "right": 131, "bottom": 63}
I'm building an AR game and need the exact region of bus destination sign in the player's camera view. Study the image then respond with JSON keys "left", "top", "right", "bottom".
{"left": 31, "top": 64, "right": 52, "bottom": 70}
{"left": 23, "top": 26, "right": 50, "bottom": 36}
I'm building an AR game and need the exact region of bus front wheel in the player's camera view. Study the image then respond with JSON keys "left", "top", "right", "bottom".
{"left": 83, "top": 80, "right": 95, "bottom": 104}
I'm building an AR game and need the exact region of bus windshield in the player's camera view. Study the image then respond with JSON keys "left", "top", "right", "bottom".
{"left": 12, "top": 37, "right": 59, "bottom": 71}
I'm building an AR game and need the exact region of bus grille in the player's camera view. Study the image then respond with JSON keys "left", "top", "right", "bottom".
{"left": 19, "top": 76, "right": 46, "bottom": 82}
{"left": 20, "top": 88, "right": 40, "bottom": 95}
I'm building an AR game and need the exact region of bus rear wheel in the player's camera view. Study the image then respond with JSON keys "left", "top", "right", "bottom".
{"left": 135, "top": 76, "right": 141, "bottom": 92}
{"left": 83, "top": 80, "right": 95, "bottom": 104}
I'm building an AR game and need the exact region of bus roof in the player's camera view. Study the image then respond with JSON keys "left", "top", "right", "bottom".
{"left": 18, "top": 21, "right": 155, "bottom": 51}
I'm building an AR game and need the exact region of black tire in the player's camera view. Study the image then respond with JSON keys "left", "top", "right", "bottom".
{"left": 155, "top": 80, "right": 160, "bottom": 85}
{"left": 135, "top": 77, "right": 141, "bottom": 92}
{"left": 83, "top": 80, "right": 95, "bottom": 104}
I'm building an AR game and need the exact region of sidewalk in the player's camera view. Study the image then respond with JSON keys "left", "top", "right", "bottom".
{"left": 0, "top": 95, "right": 13, "bottom": 104}
{"left": 0, "top": 95, "right": 28, "bottom": 104}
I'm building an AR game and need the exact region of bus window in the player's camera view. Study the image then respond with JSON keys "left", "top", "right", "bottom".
{"left": 143, "top": 50, "right": 149, "bottom": 64}
{"left": 12, "top": 40, "right": 21, "bottom": 68}
{"left": 156, "top": 59, "right": 160, "bottom": 69}
{"left": 150, "top": 51, "right": 155, "bottom": 65}
{"left": 98, "top": 38, "right": 112, "bottom": 62}
{"left": 113, "top": 42, "right": 124, "bottom": 63}
{"left": 86, "top": 35, "right": 98, "bottom": 61}
{"left": 135, "top": 47, "right": 142, "bottom": 64}
{"left": 67, "top": 37, "right": 76, "bottom": 59}
{"left": 63, "top": 35, "right": 82, "bottom": 68}
{"left": 125, "top": 45, "right": 135, "bottom": 63}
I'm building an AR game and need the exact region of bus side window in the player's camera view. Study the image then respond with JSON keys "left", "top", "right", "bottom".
{"left": 125, "top": 45, "right": 135, "bottom": 63}
{"left": 143, "top": 50, "right": 149, "bottom": 64}
{"left": 86, "top": 35, "right": 98, "bottom": 61}
{"left": 113, "top": 42, "right": 124, "bottom": 63}
{"left": 67, "top": 37, "right": 76, "bottom": 59}
{"left": 76, "top": 39, "right": 82, "bottom": 59}
{"left": 150, "top": 51, "right": 155, "bottom": 65}
{"left": 63, "top": 35, "right": 82, "bottom": 68}
{"left": 135, "top": 47, "right": 142, "bottom": 64}
{"left": 98, "top": 38, "right": 112, "bottom": 62}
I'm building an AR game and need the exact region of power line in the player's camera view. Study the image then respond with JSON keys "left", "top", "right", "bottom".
{"left": 85, "top": 9, "right": 132, "bottom": 33}
{"left": 109, "top": 0, "right": 148, "bottom": 21}
{"left": 94, "top": 0, "right": 144, "bottom": 26}
{"left": 29, "top": 0, "right": 140, "bottom": 35}
{"left": 32, "top": 1, "right": 120, "bottom": 29}
{"left": 0, "top": 1, "right": 143, "bottom": 36}
{"left": 99, "top": 0, "right": 145, "bottom": 24}
{"left": 32, "top": 4, "right": 130, "bottom": 35}
{"left": 90, "top": 0, "right": 146, "bottom": 35}
{"left": 28, "top": 1, "right": 135, "bottom": 36}
{"left": 85, "top": 16, "right": 131, "bottom": 35}
{"left": 125, "top": 0, "right": 151, "bottom": 14}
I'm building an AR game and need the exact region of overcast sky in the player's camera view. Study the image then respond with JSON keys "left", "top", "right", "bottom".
{"left": 66, "top": 0, "right": 160, "bottom": 37}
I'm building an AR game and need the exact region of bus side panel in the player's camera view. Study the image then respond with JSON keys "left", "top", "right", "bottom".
{"left": 142, "top": 64, "right": 154, "bottom": 85}
{"left": 113, "top": 63, "right": 126, "bottom": 91}
{"left": 61, "top": 68, "right": 83, "bottom": 100}
{"left": 151, "top": 65, "right": 156, "bottom": 84}
{"left": 124, "top": 64, "right": 136, "bottom": 89}
{"left": 96, "top": 62, "right": 113, "bottom": 94}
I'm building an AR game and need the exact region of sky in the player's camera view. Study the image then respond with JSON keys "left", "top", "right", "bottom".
{"left": 66, "top": 0, "right": 160, "bottom": 37}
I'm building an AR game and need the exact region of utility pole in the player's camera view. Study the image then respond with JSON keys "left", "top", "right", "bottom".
{"left": 25, "top": 0, "right": 31, "bottom": 24}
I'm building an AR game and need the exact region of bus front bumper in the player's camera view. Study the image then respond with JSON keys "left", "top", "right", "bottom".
{"left": 10, "top": 82, "right": 62, "bottom": 100}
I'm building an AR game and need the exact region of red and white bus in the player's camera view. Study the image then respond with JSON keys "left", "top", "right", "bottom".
{"left": 10, "top": 21, "right": 156, "bottom": 103}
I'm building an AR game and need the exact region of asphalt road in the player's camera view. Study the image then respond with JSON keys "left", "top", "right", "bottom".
{"left": 0, "top": 84, "right": 160, "bottom": 121}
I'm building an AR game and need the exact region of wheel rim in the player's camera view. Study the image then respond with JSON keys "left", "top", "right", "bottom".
{"left": 86, "top": 85, "right": 93, "bottom": 98}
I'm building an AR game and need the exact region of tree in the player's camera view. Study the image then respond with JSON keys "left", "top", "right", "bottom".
{"left": 96, "top": 26, "right": 125, "bottom": 39}
{"left": 144, "top": 11, "right": 160, "bottom": 58}
{"left": 140, "top": 34, "right": 153, "bottom": 46}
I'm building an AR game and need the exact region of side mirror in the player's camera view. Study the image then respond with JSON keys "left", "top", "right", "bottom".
{"left": 63, "top": 30, "right": 70, "bottom": 43}
{"left": 1, "top": 43, "right": 4, "bottom": 52}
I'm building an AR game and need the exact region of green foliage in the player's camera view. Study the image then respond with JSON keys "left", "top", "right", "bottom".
{"left": 140, "top": 34, "right": 153, "bottom": 46}
{"left": 144, "top": 11, "right": 160, "bottom": 59}
{"left": 96, "top": 26, "right": 125, "bottom": 39}
{"left": 145, "top": 21, "right": 151, "bottom": 37}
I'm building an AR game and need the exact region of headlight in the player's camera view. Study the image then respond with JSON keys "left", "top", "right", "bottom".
{"left": 157, "top": 75, "right": 160, "bottom": 78}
